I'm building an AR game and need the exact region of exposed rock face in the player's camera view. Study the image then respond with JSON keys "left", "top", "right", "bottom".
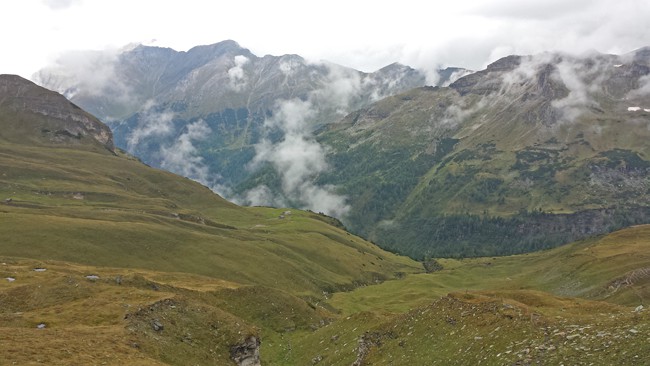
{"left": 352, "top": 332, "right": 385, "bottom": 366}
{"left": 0, "top": 74, "right": 114, "bottom": 152}
{"left": 35, "top": 41, "right": 429, "bottom": 124}
{"left": 230, "top": 336, "right": 261, "bottom": 366}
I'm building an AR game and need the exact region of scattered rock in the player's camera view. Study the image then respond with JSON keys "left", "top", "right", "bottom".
{"left": 36, "top": 323, "right": 46, "bottom": 329}
{"left": 230, "top": 336, "right": 261, "bottom": 366}
{"left": 151, "top": 320, "right": 164, "bottom": 332}
{"left": 352, "top": 332, "right": 383, "bottom": 366}
{"left": 180, "top": 333, "right": 193, "bottom": 343}
{"left": 311, "top": 355, "right": 323, "bottom": 364}
{"left": 115, "top": 275, "right": 122, "bottom": 285}
{"left": 5, "top": 277, "right": 15, "bottom": 282}
{"left": 33, "top": 268, "right": 46, "bottom": 272}
{"left": 629, "top": 329, "right": 639, "bottom": 334}
{"left": 423, "top": 258, "right": 444, "bottom": 273}
{"left": 634, "top": 305, "right": 644, "bottom": 313}
{"left": 85, "top": 275, "right": 100, "bottom": 280}
{"left": 4, "top": 198, "right": 12, "bottom": 203}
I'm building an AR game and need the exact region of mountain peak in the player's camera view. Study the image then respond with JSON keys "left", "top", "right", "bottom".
{"left": 185, "top": 40, "right": 252, "bottom": 58}
{"left": 0, "top": 74, "right": 114, "bottom": 152}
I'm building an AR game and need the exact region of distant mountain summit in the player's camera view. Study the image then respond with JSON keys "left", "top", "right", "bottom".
{"left": 34, "top": 40, "right": 432, "bottom": 124}
{"left": 0, "top": 74, "right": 114, "bottom": 152}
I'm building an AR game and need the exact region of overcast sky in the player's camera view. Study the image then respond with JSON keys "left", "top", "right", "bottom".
{"left": 2, "top": 0, "right": 649, "bottom": 78}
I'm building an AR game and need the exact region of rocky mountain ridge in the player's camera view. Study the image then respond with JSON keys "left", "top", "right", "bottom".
{"left": 0, "top": 74, "right": 114, "bottom": 151}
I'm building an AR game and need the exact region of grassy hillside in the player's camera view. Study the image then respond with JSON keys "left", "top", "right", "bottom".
{"left": 264, "top": 225, "right": 650, "bottom": 365}
{"left": 0, "top": 74, "right": 420, "bottom": 296}
{"left": 0, "top": 135, "right": 421, "bottom": 294}
{"left": 331, "top": 225, "right": 650, "bottom": 314}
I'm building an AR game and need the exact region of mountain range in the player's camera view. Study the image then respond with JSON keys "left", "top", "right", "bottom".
{"left": 33, "top": 40, "right": 434, "bottom": 192}
{"left": 34, "top": 41, "right": 650, "bottom": 259}
{"left": 315, "top": 48, "right": 650, "bottom": 257}
{"left": 1, "top": 74, "right": 649, "bottom": 365}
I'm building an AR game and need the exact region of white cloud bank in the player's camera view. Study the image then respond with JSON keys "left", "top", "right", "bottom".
{"left": 2, "top": 0, "right": 649, "bottom": 79}
{"left": 244, "top": 98, "right": 351, "bottom": 218}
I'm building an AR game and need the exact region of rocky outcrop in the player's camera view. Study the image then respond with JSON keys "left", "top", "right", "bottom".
{"left": 230, "top": 336, "right": 261, "bottom": 366}
{"left": 0, "top": 74, "right": 114, "bottom": 152}
{"left": 449, "top": 55, "right": 522, "bottom": 95}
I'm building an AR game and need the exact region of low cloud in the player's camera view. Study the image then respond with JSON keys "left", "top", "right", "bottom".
{"left": 227, "top": 55, "right": 250, "bottom": 91}
{"left": 441, "top": 69, "right": 474, "bottom": 87}
{"left": 440, "top": 97, "right": 490, "bottom": 129}
{"left": 244, "top": 96, "right": 351, "bottom": 217}
{"left": 33, "top": 49, "right": 124, "bottom": 99}
{"left": 126, "top": 100, "right": 175, "bottom": 151}
{"left": 312, "top": 63, "right": 363, "bottom": 116}
{"left": 500, "top": 53, "right": 611, "bottom": 124}
{"left": 501, "top": 54, "right": 549, "bottom": 87}
{"left": 126, "top": 104, "right": 230, "bottom": 196}
{"left": 159, "top": 119, "right": 212, "bottom": 185}
{"left": 42, "top": 0, "right": 82, "bottom": 10}
{"left": 242, "top": 185, "right": 286, "bottom": 208}
{"left": 628, "top": 74, "right": 650, "bottom": 98}
{"left": 550, "top": 56, "right": 608, "bottom": 124}
{"left": 279, "top": 57, "right": 303, "bottom": 76}
{"left": 32, "top": 48, "right": 138, "bottom": 121}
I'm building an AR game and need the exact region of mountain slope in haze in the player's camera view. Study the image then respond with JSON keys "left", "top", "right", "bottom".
{"left": 33, "top": 41, "right": 437, "bottom": 198}
{"left": 34, "top": 41, "right": 428, "bottom": 124}
{"left": 313, "top": 48, "right": 650, "bottom": 258}
{"left": 33, "top": 41, "right": 474, "bottom": 216}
